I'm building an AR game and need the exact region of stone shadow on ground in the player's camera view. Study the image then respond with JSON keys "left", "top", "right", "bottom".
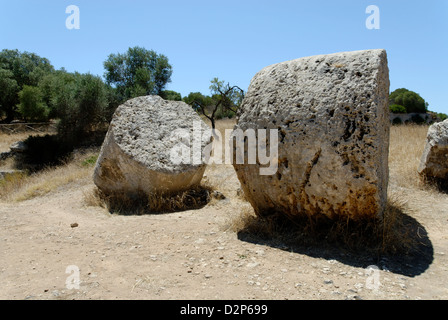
{"left": 237, "top": 210, "right": 433, "bottom": 278}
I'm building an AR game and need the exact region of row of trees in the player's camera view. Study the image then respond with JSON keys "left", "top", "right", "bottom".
{"left": 0, "top": 47, "right": 175, "bottom": 141}
{"left": 0, "top": 47, "right": 245, "bottom": 169}
{"left": 6, "top": 47, "right": 444, "bottom": 145}
{"left": 0, "top": 47, "right": 244, "bottom": 133}
{"left": 389, "top": 88, "right": 447, "bottom": 122}
{"left": 0, "top": 50, "right": 54, "bottom": 123}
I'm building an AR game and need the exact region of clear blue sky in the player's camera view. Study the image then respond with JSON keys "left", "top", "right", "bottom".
{"left": 1, "top": 0, "right": 447, "bottom": 113}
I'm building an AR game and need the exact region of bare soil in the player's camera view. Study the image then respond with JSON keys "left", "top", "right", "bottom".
{"left": 1, "top": 123, "right": 448, "bottom": 300}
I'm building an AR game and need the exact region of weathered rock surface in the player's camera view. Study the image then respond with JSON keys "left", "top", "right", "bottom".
{"left": 93, "top": 95, "right": 212, "bottom": 196}
{"left": 418, "top": 119, "right": 448, "bottom": 180}
{"left": 233, "top": 49, "right": 390, "bottom": 220}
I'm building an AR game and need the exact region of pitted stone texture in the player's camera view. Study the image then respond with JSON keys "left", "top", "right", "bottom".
{"left": 93, "top": 95, "right": 212, "bottom": 196}
{"left": 418, "top": 119, "right": 448, "bottom": 180}
{"left": 233, "top": 49, "right": 390, "bottom": 220}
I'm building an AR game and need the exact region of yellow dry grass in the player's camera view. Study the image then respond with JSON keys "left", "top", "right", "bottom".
{"left": 388, "top": 124, "right": 429, "bottom": 189}
{"left": 1, "top": 121, "right": 432, "bottom": 203}
{"left": 229, "top": 123, "right": 435, "bottom": 255}
{"left": 0, "top": 149, "right": 98, "bottom": 202}
{"left": 0, "top": 120, "right": 437, "bottom": 255}
{"left": 0, "top": 131, "right": 49, "bottom": 153}
{"left": 86, "top": 183, "right": 215, "bottom": 215}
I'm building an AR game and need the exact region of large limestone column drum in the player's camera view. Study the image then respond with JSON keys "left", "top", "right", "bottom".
{"left": 93, "top": 95, "right": 212, "bottom": 197}
{"left": 233, "top": 50, "right": 390, "bottom": 220}
{"left": 418, "top": 119, "right": 448, "bottom": 182}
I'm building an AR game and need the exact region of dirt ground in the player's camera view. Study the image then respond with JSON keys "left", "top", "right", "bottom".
{"left": 1, "top": 125, "right": 448, "bottom": 300}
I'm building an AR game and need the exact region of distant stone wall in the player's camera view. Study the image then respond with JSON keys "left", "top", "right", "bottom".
{"left": 390, "top": 113, "right": 438, "bottom": 125}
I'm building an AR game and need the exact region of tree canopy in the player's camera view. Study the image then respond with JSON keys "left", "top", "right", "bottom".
{"left": 183, "top": 78, "right": 244, "bottom": 129}
{"left": 160, "top": 90, "right": 182, "bottom": 101}
{"left": 17, "top": 85, "right": 49, "bottom": 122}
{"left": 0, "top": 49, "right": 54, "bottom": 122}
{"left": 0, "top": 67, "right": 19, "bottom": 122}
{"left": 103, "top": 46, "right": 173, "bottom": 101}
{"left": 389, "top": 88, "right": 427, "bottom": 113}
{"left": 0, "top": 47, "right": 179, "bottom": 169}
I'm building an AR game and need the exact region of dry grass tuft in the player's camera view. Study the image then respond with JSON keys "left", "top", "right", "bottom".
{"left": 83, "top": 186, "right": 107, "bottom": 208}
{"left": 232, "top": 195, "right": 423, "bottom": 256}
{"left": 85, "top": 182, "right": 215, "bottom": 215}
{"left": 388, "top": 124, "right": 429, "bottom": 189}
{"left": 0, "top": 171, "right": 30, "bottom": 198}
{"left": 0, "top": 149, "right": 99, "bottom": 202}
{"left": 0, "top": 132, "right": 47, "bottom": 153}
{"left": 230, "top": 124, "right": 436, "bottom": 256}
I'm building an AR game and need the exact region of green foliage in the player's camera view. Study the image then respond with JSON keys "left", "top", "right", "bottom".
{"left": 183, "top": 92, "right": 214, "bottom": 111}
{"left": 215, "top": 107, "right": 236, "bottom": 120}
{"left": 15, "top": 72, "right": 109, "bottom": 170}
{"left": 103, "top": 46, "right": 173, "bottom": 100}
{"left": 0, "top": 49, "right": 54, "bottom": 122}
{"left": 81, "top": 155, "right": 98, "bottom": 167}
{"left": 0, "top": 49, "right": 54, "bottom": 88}
{"left": 438, "top": 113, "right": 448, "bottom": 121}
{"left": 0, "top": 67, "right": 19, "bottom": 121}
{"left": 38, "top": 70, "right": 74, "bottom": 119}
{"left": 160, "top": 90, "right": 182, "bottom": 101}
{"left": 56, "top": 73, "right": 109, "bottom": 144}
{"left": 183, "top": 78, "right": 244, "bottom": 128}
{"left": 1, "top": 49, "right": 124, "bottom": 169}
{"left": 209, "top": 78, "right": 244, "bottom": 108}
{"left": 390, "top": 88, "right": 427, "bottom": 113}
{"left": 104, "top": 84, "right": 123, "bottom": 122}
{"left": 34, "top": 69, "right": 111, "bottom": 144}
{"left": 17, "top": 85, "right": 50, "bottom": 122}
{"left": 389, "top": 104, "right": 407, "bottom": 114}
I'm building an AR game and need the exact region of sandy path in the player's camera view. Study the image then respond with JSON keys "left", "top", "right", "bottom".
{"left": 1, "top": 164, "right": 448, "bottom": 300}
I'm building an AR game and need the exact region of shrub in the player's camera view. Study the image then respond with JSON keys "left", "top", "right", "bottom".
{"left": 81, "top": 155, "right": 98, "bottom": 167}
{"left": 56, "top": 73, "right": 108, "bottom": 145}
{"left": 160, "top": 90, "right": 182, "bottom": 101}
{"left": 17, "top": 85, "right": 50, "bottom": 122}
{"left": 389, "top": 104, "right": 407, "bottom": 114}
{"left": 390, "top": 88, "right": 427, "bottom": 113}
{"left": 215, "top": 106, "right": 236, "bottom": 120}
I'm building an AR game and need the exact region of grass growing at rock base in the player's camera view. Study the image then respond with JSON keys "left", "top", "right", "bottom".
{"left": 231, "top": 193, "right": 423, "bottom": 257}
{"left": 85, "top": 183, "right": 215, "bottom": 215}
{"left": 228, "top": 123, "right": 435, "bottom": 257}
{"left": 0, "top": 121, "right": 438, "bottom": 259}
{"left": 0, "top": 148, "right": 99, "bottom": 202}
